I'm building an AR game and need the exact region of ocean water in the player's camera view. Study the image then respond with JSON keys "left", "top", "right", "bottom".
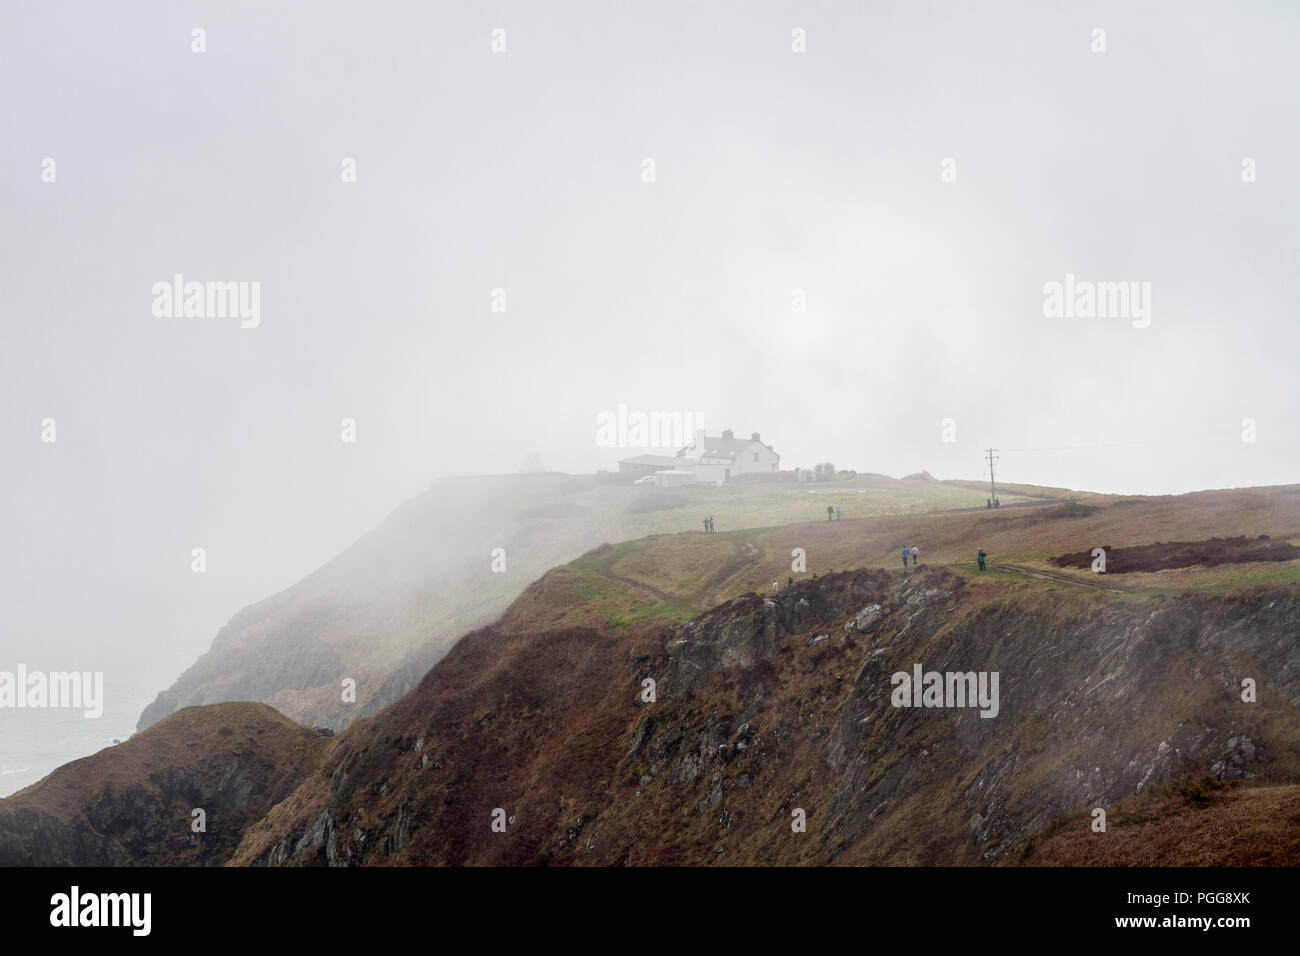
{"left": 0, "top": 662, "right": 179, "bottom": 798}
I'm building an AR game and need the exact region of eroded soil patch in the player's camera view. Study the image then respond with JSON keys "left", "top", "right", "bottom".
{"left": 1049, "top": 535, "right": 1300, "bottom": 573}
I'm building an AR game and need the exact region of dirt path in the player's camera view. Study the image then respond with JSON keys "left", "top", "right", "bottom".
{"left": 694, "top": 535, "right": 766, "bottom": 609}
{"left": 587, "top": 533, "right": 767, "bottom": 610}
{"left": 587, "top": 533, "right": 1138, "bottom": 615}
{"left": 599, "top": 566, "right": 675, "bottom": 604}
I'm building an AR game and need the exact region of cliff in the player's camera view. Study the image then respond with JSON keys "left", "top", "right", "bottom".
{"left": 229, "top": 565, "right": 1300, "bottom": 865}
{"left": 0, "top": 702, "right": 333, "bottom": 865}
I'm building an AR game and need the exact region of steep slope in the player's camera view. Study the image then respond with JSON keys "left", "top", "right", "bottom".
{"left": 230, "top": 555, "right": 1300, "bottom": 866}
{"left": 0, "top": 702, "right": 333, "bottom": 865}
{"left": 140, "top": 472, "right": 1066, "bottom": 734}
{"left": 138, "top": 474, "right": 600, "bottom": 734}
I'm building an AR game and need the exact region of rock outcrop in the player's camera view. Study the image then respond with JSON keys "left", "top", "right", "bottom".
{"left": 233, "top": 566, "right": 1300, "bottom": 866}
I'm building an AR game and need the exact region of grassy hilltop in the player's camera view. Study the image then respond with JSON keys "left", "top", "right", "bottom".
{"left": 137, "top": 471, "right": 1069, "bottom": 733}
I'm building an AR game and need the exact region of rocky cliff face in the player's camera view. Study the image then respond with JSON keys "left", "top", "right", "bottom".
{"left": 231, "top": 569, "right": 1300, "bottom": 866}
{"left": 0, "top": 702, "right": 334, "bottom": 866}
{"left": 817, "top": 582, "right": 1300, "bottom": 861}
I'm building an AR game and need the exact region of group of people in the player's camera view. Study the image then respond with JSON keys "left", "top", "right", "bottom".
{"left": 825, "top": 505, "right": 842, "bottom": 521}
{"left": 900, "top": 545, "right": 920, "bottom": 567}
{"left": 702, "top": 516, "right": 716, "bottom": 533}
{"left": 986, "top": 498, "right": 1000, "bottom": 509}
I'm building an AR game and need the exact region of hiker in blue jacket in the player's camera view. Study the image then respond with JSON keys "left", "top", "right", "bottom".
{"left": 901, "top": 546, "right": 909, "bottom": 567}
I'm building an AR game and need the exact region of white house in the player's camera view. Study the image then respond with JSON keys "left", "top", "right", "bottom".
{"left": 617, "top": 428, "right": 780, "bottom": 484}
{"left": 676, "top": 429, "right": 780, "bottom": 481}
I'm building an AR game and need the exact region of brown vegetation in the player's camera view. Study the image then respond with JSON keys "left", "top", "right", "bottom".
{"left": 1014, "top": 779, "right": 1300, "bottom": 866}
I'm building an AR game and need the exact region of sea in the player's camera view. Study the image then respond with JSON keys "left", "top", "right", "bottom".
{"left": 0, "top": 658, "right": 181, "bottom": 798}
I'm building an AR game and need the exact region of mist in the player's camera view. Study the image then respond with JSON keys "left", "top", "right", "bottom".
{"left": 2, "top": 0, "right": 1297, "bottom": 760}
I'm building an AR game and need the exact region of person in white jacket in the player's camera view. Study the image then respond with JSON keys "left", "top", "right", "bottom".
{"left": 911, "top": 546, "right": 919, "bottom": 566}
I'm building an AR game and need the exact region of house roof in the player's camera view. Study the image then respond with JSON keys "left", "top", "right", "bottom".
{"left": 678, "top": 434, "right": 778, "bottom": 459}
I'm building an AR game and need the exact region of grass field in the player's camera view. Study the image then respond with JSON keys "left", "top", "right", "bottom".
{"left": 504, "top": 483, "right": 1300, "bottom": 631}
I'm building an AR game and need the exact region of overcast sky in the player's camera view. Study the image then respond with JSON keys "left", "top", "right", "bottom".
{"left": 2, "top": 0, "right": 1297, "bottom": 677}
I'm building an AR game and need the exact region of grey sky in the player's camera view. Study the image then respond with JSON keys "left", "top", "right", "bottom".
{"left": 2, "top": 0, "right": 1297, "bottom": 683}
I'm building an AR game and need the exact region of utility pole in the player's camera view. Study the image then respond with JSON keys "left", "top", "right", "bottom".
{"left": 985, "top": 448, "right": 999, "bottom": 504}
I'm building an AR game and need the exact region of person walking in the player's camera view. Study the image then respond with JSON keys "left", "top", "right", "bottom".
{"left": 911, "top": 545, "right": 919, "bottom": 566}
{"left": 772, "top": 580, "right": 779, "bottom": 594}
{"left": 827, "top": 505, "right": 834, "bottom": 521}
{"left": 703, "top": 518, "right": 709, "bottom": 533}
{"left": 901, "top": 546, "right": 909, "bottom": 568}
{"left": 835, "top": 507, "right": 842, "bottom": 521}
{"left": 977, "top": 547, "right": 986, "bottom": 571}
{"left": 787, "top": 576, "right": 794, "bottom": 590}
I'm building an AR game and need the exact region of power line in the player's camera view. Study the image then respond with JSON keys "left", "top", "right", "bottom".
{"left": 985, "top": 448, "right": 998, "bottom": 503}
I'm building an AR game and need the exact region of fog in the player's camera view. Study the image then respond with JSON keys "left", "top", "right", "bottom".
{"left": 2, "top": 0, "right": 1297, "bottom": 699}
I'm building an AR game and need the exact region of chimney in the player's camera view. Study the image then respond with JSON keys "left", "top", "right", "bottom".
{"left": 751, "top": 432, "right": 760, "bottom": 442}
{"left": 722, "top": 428, "right": 734, "bottom": 441}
